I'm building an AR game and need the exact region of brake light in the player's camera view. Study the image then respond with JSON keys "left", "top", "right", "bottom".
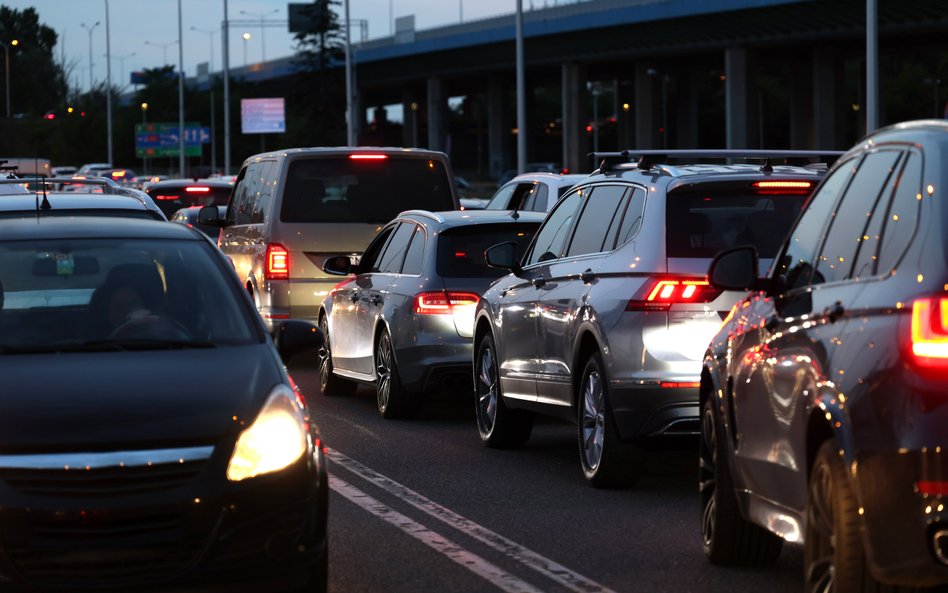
{"left": 265, "top": 243, "right": 290, "bottom": 280}
{"left": 752, "top": 180, "right": 813, "bottom": 195}
{"left": 414, "top": 291, "right": 479, "bottom": 315}
{"left": 626, "top": 278, "right": 721, "bottom": 311}
{"left": 154, "top": 194, "right": 179, "bottom": 200}
{"left": 185, "top": 186, "right": 210, "bottom": 193}
{"left": 111, "top": 170, "right": 126, "bottom": 178}
{"left": 349, "top": 154, "right": 388, "bottom": 161}
{"left": 909, "top": 297, "right": 948, "bottom": 368}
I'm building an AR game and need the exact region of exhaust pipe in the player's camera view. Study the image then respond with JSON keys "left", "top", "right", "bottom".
{"left": 934, "top": 529, "right": 948, "bottom": 565}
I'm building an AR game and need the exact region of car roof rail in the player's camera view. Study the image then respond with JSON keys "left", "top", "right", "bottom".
{"left": 0, "top": 176, "right": 125, "bottom": 194}
{"left": 589, "top": 149, "right": 845, "bottom": 173}
{"left": 399, "top": 209, "right": 445, "bottom": 224}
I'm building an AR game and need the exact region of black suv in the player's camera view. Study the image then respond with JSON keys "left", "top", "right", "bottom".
{"left": 701, "top": 120, "right": 948, "bottom": 591}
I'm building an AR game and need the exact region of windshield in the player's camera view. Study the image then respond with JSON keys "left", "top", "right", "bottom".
{"left": 280, "top": 156, "right": 455, "bottom": 223}
{"left": 0, "top": 238, "right": 258, "bottom": 353}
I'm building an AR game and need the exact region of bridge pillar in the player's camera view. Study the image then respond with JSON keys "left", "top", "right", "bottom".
{"left": 634, "top": 63, "right": 660, "bottom": 149}
{"left": 487, "top": 77, "right": 507, "bottom": 179}
{"left": 402, "top": 88, "right": 420, "bottom": 148}
{"left": 427, "top": 77, "right": 447, "bottom": 152}
{"left": 675, "top": 71, "right": 701, "bottom": 148}
{"left": 561, "top": 62, "right": 588, "bottom": 175}
{"left": 813, "top": 47, "right": 842, "bottom": 149}
{"left": 789, "top": 58, "right": 813, "bottom": 149}
{"left": 725, "top": 47, "right": 752, "bottom": 148}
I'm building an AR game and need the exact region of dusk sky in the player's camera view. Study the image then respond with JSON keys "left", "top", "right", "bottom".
{"left": 1, "top": 0, "right": 556, "bottom": 91}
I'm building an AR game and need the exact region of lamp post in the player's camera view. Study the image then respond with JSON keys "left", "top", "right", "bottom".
{"left": 241, "top": 33, "right": 250, "bottom": 67}
{"left": 105, "top": 0, "right": 113, "bottom": 166}
{"left": 190, "top": 26, "right": 217, "bottom": 71}
{"left": 80, "top": 21, "right": 100, "bottom": 91}
{"left": 145, "top": 39, "right": 177, "bottom": 66}
{"left": 140, "top": 102, "right": 149, "bottom": 175}
{"left": 239, "top": 8, "right": 278, "bottom": 62}
{"left": 106, "top": 51, "right": 135, "bottom": 89}
{"left": 0, "top": 39, "right": 18, "bottom": 118}
{"left": 192, "top": 26, "right": 219, "bottom": 173}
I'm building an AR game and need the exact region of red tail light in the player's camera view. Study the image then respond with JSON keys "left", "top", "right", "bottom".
{"left": 414, "top": 291, "right": 479, "bottom": 315}
{"left": 154, "top": 194, "right": 179, "bottom": 201}
{"left": 349, "top": 154, "right": 388, "bottom": 161}
{"left": 265, "top": 243, "right": 289, "bottom": 280}
{"left": 185, "top": 186, "right": 210, "bottom": 193}
{"left": 626, "top": 278, "right": 721, "bottom": 311}
{"left": 909, "top": 297, "right": 948, "bottom": 369}
{"left": 752, "top": 180, "right": 813, "bottom": 195}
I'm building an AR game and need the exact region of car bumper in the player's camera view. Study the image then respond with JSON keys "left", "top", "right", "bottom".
{"left": 396, "top": 341, "right": 474, "bottom": 394}
{"left": 0, "top": 446, "right": 328, "bottom": 591}
{"left": 856, "top": 448, "right": 948, "bottom": 587}
{"left": 608, "top": 380, "right": 700, "bottom": 439}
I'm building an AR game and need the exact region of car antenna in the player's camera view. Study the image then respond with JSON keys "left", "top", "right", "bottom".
{"left": 35, "top": 155, "right": 51, "bottom": 212}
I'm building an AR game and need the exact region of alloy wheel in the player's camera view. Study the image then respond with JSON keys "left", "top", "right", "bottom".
{"left": 580, "top": 369, "right": 605, "bottom": 471}
{"left": 317, "top": 318, "right": 331, "bottom": 389}
{"left": 476, "top": 344, "right": 498, "bottom": 435}
{"left": 806, "top": 462, "right": 836, "bottom": 593}
{"left": 700, "top": 405, "right": 717, "bottom": 549}
{"left": 376, "top": 334, "right": 393, "bottom": 412}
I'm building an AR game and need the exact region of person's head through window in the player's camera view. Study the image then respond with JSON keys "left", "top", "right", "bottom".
{"left": 93, "top": 263, "right": 164, "bottom": 334}
{"left": 107, "top": 284, "right": 150, "bottom": 330}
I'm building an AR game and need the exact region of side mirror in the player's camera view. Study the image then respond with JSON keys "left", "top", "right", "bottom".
{"left": 198, "top": 205, "right": 225, "bottom": 227}
{"left": 322, "top": 255, "right": 352, "bottom": 276}
{"left": 485, "top": 241, "right": 523, "bottom": 277}
{"left": 708, "top": 246, "right": 766, "bottom": 291}
{"left": 275, "top": 319, "right": 324, "bottom": 363}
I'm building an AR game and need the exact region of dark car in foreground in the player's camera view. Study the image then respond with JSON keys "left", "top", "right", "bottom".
{"left": 0, "top": 217, "right": 327, "bottom": 592}
{"left": 700, "top": 121, "right": 948, "bottom": 592}
{"left": 318, "top": 209, "right": 543, "bottom": 418}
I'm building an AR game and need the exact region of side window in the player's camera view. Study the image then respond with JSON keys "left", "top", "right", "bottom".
{"left": 774, "top": 158, "right": 856, "bottom": 290}
{"left": 566, "top": 185, "right": 628, "bottom": 257}
{"left": 815, "top": 150, "right": 902, "bottom": 284}
{"left": 524, "top": 184, "right": 549, "bottom": 212}
{"left": 614, "top": 187, "right": 647, "bottom": 247}
{"left": 401, "top": 225, "right": 426, "bottom": 275}
{"left": 236, "top": 162, "right": 267, "bottom": 225}
{"left": 486, "top": 183, "right": 517, "bottom": 210}
{"left": 525, "top": 190, "right": 583, "bottom": 266}
{"left": 876, "top": 153, "right": 922, "bottom": 274}
{"left": 378, "top": 223, "right": 414, "bottom": 273}
{"left": 226, "top": 167, "right": 248, "bottom": 225}
{"left": 360, "top": 226, "right": 396, "bottom": 273}
{"left": 250, "top": 161, "right": 276, "bottom": 224}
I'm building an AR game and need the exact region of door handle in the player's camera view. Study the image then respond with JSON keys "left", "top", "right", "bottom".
{"left": 532, "top": 277, "right": 546, "bottom": 288}
{"left": 824, "top": 301, "right": 845, "bottom": 323}
{"left": 764, "top": 315, "right": 779, "bottom": 332}
{"left": 580, "top": 269, "right": 595, "bottom": 284}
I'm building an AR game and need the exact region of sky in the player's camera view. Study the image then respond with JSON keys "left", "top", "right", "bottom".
{"left": 3, "top": 0, "right": 541, "bottom": 92}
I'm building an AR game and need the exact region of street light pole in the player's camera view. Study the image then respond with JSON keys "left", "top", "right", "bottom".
{"left": 0, "top": 40, "right": 16, "bottom": 118}
{"left": 105, "top": 0, "right": 113, "bottom": 166}
{"left": 177, "top": 0, "right": 186, "bottom": 178}
{"left": 80, "top": 21, "right": 100, "bottom": 91}
{"left": 145, "top": 40, "right": 177, "bottom": 66}
{"left": 192, "top": 26, "right": 218, "bottom": 173}
{"left": 866, "top": 0, "right": 879, "bottom": 133}
{"left": 239, "top": 8, "right": 277, "bottom": 62}
{"left": 241, "top": 33, "right": 250, "bottom": 67}
{"left": 223, "top": 0, "right": 231, "bottom": 176}
{"left": 344, "top": 0, "right": 354, "bottom": 146}
{"left": 515, "top": 0, "right": 526, "bottom": 174}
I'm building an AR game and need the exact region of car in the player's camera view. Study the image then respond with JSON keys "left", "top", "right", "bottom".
{"left": 75, "top": 162, "right": 114, "bottom": 177}
{"left": 318, "top": 209, "right": 544, "bottom": 418}
{"left": 205, "top": 147, "right": 461, "bottom": 334}
{"left": 460, "top": 197, "right": 489, "bottom": 210}
{"left": 101, "top": 168, "right": 138, "bottom": 186}
{"left": 473, "top": 149, "right": 840, "bottom": 487}
{"left": 0, "top": 158, "right": 51, "bottom": 179}
{"left": 144, "top": 178, "right": 234, "bottom": 219}
{"left": 51, "top": 165, "right": 77, "bottom": 177}
{"left": 171, "top": 204, "right": 228, "bottom": 239}
{"left": 497, "top": 162, "right": 565, "bottom": 185}
{"left": 0, "top": 177, "right": 166, "bottom": 220}
{"left": 699, "top": 121, "right": 948, "bottom": 591}
{"left": 485, "top": 173, "right": 588, "bottom": 212}
{"left": 0, "top": 216, "right": 327, "bottom": 592}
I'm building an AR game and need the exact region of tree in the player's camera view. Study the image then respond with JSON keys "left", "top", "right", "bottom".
{"left": 290, "top": 0, "right": 346, "bottom": 146}
{"left": 0, "top": 6, "right": 66, "bottom": 117}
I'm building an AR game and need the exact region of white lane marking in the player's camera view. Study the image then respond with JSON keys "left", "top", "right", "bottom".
{"left": 330, "top": 475, "right": 547, "bottom": 593}
{"left": 326, "top": 448, "right": 618, "bottom": 593}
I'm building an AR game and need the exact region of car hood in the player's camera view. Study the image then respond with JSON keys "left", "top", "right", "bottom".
{"left": 0, "top": 344, "right": 282, "bottom": 452}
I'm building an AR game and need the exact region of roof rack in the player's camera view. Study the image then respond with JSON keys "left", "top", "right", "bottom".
{"left": 589, "top": 149, "right": 845, "bottom": 173}
{"left": 399, "top": 209, "right": 445, "bottom": 224}
{"left": 0, "top": 177, "right": 153, "bottom": 209}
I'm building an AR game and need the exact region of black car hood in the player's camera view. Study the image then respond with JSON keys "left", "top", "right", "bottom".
{"left": 0, "top": 344, "right": 282, "bottom": 452}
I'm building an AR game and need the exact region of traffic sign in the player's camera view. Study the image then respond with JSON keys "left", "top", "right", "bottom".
{"left": 241, "top": 98, "right": 286, "bottom": 134}
{"left": 134, "top": 122, "right": 209, "bottom": 158}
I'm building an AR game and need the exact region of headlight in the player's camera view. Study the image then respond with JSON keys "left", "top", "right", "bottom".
{"left": 226, "top": 385, "right": 309, "bottom": 482}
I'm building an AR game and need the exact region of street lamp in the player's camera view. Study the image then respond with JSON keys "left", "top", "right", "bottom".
{"left": 140, "top": 101, "right": 148, "bottom": 123}
{"left": 0, "top": 39, "right": 18, "bottom": 118}
{"left": 190, "top": 26, "right": 217, "bottom": 72}
{"left": 145, "top": 39, "right": 178, "bottom": 66}
{"left": 140, "top": 102, "right": 149, "bottom": 175}
{"left": 239, "top": 8, "right": 278, "bottom": 62}
{"left": 80, "top": 21, "right": 100, "bottom": 91}
{"left": 192, "top": 25, "right": 219, "bottom": 173}
{"left": 241, "top": 33, "right": 251, "bottom": 67}
{"left": 106, "top": 51, "right": 135, "bottom": 89}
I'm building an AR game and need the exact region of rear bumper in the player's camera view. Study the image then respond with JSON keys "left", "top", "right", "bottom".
{"left": 608, "top": 381, "right": 700, "bottom": 439}
{"left": 396, "top": 342, "right": 474, "bottom": 394}
{"left": 259, "top": 278, "right": 342, "bottom": 332}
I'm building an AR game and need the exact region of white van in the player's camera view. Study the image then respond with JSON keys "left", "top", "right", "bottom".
{"left": 217, "top": 147, "right": 459, "bottom": 331}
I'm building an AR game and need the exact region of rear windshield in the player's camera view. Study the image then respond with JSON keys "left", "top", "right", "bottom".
{"left": 280, "top": 156, "right": 455, "bottom": 223}
{"left": 665, "top": 189, "right": 808, "bottom": 259}
{"left": 437, "top": 223, "right": 540, "bottom": 278}
{"left": 146, "top": 186, "right": 232, "bottom": 218}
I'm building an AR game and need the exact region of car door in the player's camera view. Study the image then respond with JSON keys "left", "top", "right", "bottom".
{"left": 732, "top": 149, "right": 905, "bottom": 511}
{"left": 331, "top": 224, "right": 396, "bottom": 374}
{"left": 534, "top": 184, "right": 629, "bottom": 407}
{"left": 498, "top": 190, "right": 585, "bottom": 403}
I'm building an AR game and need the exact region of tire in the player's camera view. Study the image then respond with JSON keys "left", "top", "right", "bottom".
{"left": 700, "top": 397, "right": 782, "bottom": 565}
{"left": 474, "top": 333, "right": 532, "bottom": 448}
{"left": 375, "top": 330, "right": 419, "bottom": 419}
{"left": 805, "top": 439, "right": 907, "bottom": 593}
{"left": 317, "top": 315, "right": 357, "bottom": 397}
{"left": 576, "top": 352, "right": 641, "bottom": 488}
{"left": 285, "top": 545, "right": 327, "bottom": 593}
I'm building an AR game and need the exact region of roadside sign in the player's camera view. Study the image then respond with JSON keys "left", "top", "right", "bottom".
{"left": 134, "top": 122, "right": 208, "bottom": 158}
{"left": 241, "top": 98, "right": 286, "bottom": 134}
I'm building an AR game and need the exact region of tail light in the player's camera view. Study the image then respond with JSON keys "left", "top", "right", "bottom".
{"left": 752, "top": 180, "right": 812, "bottom": 195}
{"left": 185, "top": 186, "right": 210, "bottom": 193}
{"left": 626, "top": 278, "right": 721, "bottom": 311}
{"left": 349, "top": 154, "right": 388, "bottom": 161}
{"left": 909, "top": 297, "right": 948, "bottom": 369}
{"left": 265, "top": 243, "right": 290, "bottom": 280}
{"left": 414, "top": 291, "right": 479, "bottom": 315}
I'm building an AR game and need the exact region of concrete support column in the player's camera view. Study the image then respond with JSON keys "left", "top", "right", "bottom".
{"left": 487, "top": 77, "right": 507, "bottom": 179}
{"left": 725, "top": 47, "right": 751, "bottom": 149}
{"left": 634, "top": 63, "right": 659, "bottom": 149}
{"left": 427, "top": 77, "right": 446, "bottom": 152}
{"left": 561, "top": 62, "right": 589, "bottom": 174}
{"left": 675, "top": 71, "right": 701, "bottom": 148}
{"left": 789, "top": 58, "right": 813, "bottom": 149}
{"left": 402, "top": 88, "right": 419, "bottom": 148}
{"left": 812, "top": 47, "right": 841, "bottom": 149}
{"left": 616, "top": 81, "right": 634, "bottom": 150}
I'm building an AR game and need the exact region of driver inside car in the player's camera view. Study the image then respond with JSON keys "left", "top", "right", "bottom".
{"left": 90, "top": 263, "right": 167, "bottom": 338}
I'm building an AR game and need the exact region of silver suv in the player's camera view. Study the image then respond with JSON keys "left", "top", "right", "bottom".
{"left": 210, "top": 148, "right": 459, "bottom": 332}
{"left": 473, "top": 150, "right": 840, "bottom": 487}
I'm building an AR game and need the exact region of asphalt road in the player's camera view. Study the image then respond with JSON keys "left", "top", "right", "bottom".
{"left": 287, "top": 360, "right": 804, "bottom": 593}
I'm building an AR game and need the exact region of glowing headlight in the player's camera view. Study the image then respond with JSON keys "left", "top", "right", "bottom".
{"left": 226, "top": 385, "right": 309, "bottom": 482}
